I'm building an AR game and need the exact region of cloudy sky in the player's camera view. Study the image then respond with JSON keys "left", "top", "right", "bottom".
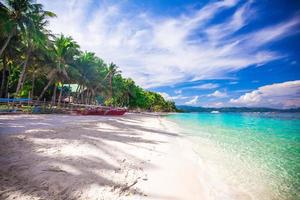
{"left": 38, "top": 0, "right": 300, "bottom": 108}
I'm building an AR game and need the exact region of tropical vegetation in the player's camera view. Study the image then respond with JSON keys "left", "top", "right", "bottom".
{"left": 0, "top": 0, "right": 177, "bottom": 112}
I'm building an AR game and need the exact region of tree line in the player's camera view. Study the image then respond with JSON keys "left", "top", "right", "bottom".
{"left": 0, "top": 0, "right": 177, "bottom": 112}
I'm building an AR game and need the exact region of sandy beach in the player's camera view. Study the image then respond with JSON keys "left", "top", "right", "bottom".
{"left": 0, "top": 114, "right": 206, "bottom": 200}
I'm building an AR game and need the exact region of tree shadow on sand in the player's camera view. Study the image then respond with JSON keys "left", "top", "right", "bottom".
{"left": 0, "top": 114, "right": 180, "bottom": 200}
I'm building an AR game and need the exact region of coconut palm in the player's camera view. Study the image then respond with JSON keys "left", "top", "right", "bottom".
{"left": 38, "top": 34, "right": 79, "bottom": 105}
{"left": 0, "top": 0, "right": 54, "bottom": 57}
{"left": 73, "top": 51, "right": 107, "bottom": 104}
{"left": 0, "top": 31, "right": 21, "bottom": 97}
{"left": 15, "top": 3, "right": 55, "bottom": 95}
{"left": 105, "top": 62, "right": 121, "bottom": 99}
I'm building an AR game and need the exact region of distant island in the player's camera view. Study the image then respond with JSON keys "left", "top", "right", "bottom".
{"left": 177, "top": 105, "right": 300, "bottom": 113}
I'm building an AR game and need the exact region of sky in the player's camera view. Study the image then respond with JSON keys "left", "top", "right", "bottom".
{"left": 38, "top": 0, "right": 300, "bottom": 109}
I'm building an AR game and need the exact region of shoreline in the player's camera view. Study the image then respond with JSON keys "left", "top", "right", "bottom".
{"left": 167, "top": 113, "right": 300, "bottom": 200}
{"left": 0, "top": 113, "right": 206, "bottom": 200}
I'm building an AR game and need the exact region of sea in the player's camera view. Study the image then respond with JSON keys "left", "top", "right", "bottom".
{"left": 167, "top": 112, "right": 300, "bottom": 200}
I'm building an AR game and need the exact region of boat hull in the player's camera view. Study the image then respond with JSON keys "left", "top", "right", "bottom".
{"left": 76, "top": 108, "right": 126, "bottom": 116}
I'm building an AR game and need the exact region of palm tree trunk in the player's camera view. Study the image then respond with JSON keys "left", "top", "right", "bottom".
{"left": 58, "top": 82, "right": 63, "bottom": 107}
{"left": 68, "top": 83, "right": 71, "bottom": 103}
{"left": 89, "top": 90, "right": 92, "bottom": 105}
{"left": 31, "top": 72, "right": 35, "bottom": 99}
{"left": 5, "top": 66, "right": 10, "bottom": 98}
{"left": 88, "top": 91, "right": 90, "bottom": 104}
{"left": 127, "top": 92, "right": 130, "bottom": 106}
{"left": 90, "top": 93, "right": 94, "bottom": 105}
{"left": 90, "top": 89, "right": 95, "bottom": 105}
{"left": 88, "top": 90, "right": 92, "bottom": 105}
{"left": 85, "top": 90, "right": 89, "bottom": 105}
{"left": 0, "top": 29, "right": 14, "bottom": 57}
{"left": 38, "top": 76, "right": 55, "bottom": 101}
{"left": 109, "top": 75, "right": 112, "bottom": 98}
{"left": 81, "top": 89, "right": 84, "bottom": 104}
{"left": 89, "top": 90, "right": 92, "bottom": 104}
{"left": 87, "top": 90, "right": 90, "bottom": 105}
{"left": 75, "top": 85, "right": 81, "bottom": 103}
{"left": 20, "top": 71, "right": 27, "bottom": 92}
{"left": 16, "top": 49, "right": 31, "bottom": 95}
{"left": 0, "top": 56, "right": 7, "bottom": 98}
{"left": 52, "top": 84, "right": 57, "bottom": 106}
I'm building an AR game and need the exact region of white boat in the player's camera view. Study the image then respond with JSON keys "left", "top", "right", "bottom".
{"left": 211, "top": 110, "right": 220, "bottom": 114}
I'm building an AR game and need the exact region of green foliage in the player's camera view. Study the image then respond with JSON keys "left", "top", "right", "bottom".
{"left": 104, "top": 98, "right": 114, "bottom": 106}
{"left": 0, "top": 0, "right": 177, "bottom": 112}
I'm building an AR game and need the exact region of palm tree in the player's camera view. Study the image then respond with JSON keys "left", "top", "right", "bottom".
{"left": 123, "top": 78, "right": 136, "bottom": 106}
{"left": 38, "top": 34, "right": 79, "bottom": 105}
{"left": 105, "top": 63, "right": 121, "bottom": 99}
{"left": 0, "top": 0, "right": 54, "bottom": 57}
{"left": 0, "top": 1, "right": 176, "bottom": 111}
{"left": 0, "top": 54, "right": 8, "bottom": 97}
{"left": 0, "top": 31, "right": 21, "bottom": 98}
{"left": 26, "top": 46, "right": 50, "bottom": 98}
{"left": 0, "top": 1, "right": 13, "bottom": 57}
{"left": 0, "top": 0, "right": 23, "bottom": 57}
{"left": 73, "top": 51, "right": 107, "bottom": 104}
{"left": 15, "top": 3, "right": 55, "bottom": 96}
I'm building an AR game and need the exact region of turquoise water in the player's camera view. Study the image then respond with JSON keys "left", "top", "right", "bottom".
{"left": 167, "top": 112, "right": 300, "bottom": 200}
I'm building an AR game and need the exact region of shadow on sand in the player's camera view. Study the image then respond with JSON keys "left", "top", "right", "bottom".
{"left": 0, "top": 114, "right": 180, "bottom": 199}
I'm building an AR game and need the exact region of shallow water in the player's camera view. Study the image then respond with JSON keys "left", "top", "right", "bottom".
{"left": 167, "top": 112, "right": 300, "bottom": 200}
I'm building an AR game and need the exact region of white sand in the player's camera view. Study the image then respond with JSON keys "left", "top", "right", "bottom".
{"left": 0, "top": 114, "right": 207, "bottom": 200}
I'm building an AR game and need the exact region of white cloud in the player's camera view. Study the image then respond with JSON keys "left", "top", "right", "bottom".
{"left": 185, "top": 96, "right": 199, "bottom": 105}
{"left": 208, "top": 90, "right": 228, "bottom": 98}
{"left": 204, "top": 1, "right": 253, "bottom": 42}
{"left": 172, "top": 95, "right": 189, "bottom": 100}
{"left": 229, "top": 81, "right": 238, "bottom": 85}
{"left": 158, "top": 92, "right": 188, "bottom": 101}
{"left": 212, "top": 102, "right": 224, "bottom": 107}
{"left": 38, "top": 0, "right": 300, "bottom": 88}
{"left": 230, "top": 80, "right": 300, "bottom": 108}
{"left": 246, "top": 16, "right": 300, "bottom": 47}
{"left": 204, "top": 102, "right": 225, "bottom": 107}
{"left": 158, "top": 92, "right": 172, "bottom": 101}
{"left": 191, "top": 83, "right": 219, "bottom": 90}
{"left": 174, "top": 90, "right": 182, "bottom": 94}
{"left": 291, "top": 61, "right": 297, "bottom": 65}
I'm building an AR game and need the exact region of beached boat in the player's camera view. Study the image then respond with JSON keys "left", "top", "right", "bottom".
{"left": 76, "top": 107, "right": 127, "bottom": 116}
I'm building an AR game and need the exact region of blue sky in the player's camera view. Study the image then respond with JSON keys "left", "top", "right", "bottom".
{"left": 39, "top": 0, "right": 300, "bottom": 108}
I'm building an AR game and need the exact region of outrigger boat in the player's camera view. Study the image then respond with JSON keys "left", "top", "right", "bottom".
{"left": 75, "top": 106, "right": 127, "bottom": 116}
